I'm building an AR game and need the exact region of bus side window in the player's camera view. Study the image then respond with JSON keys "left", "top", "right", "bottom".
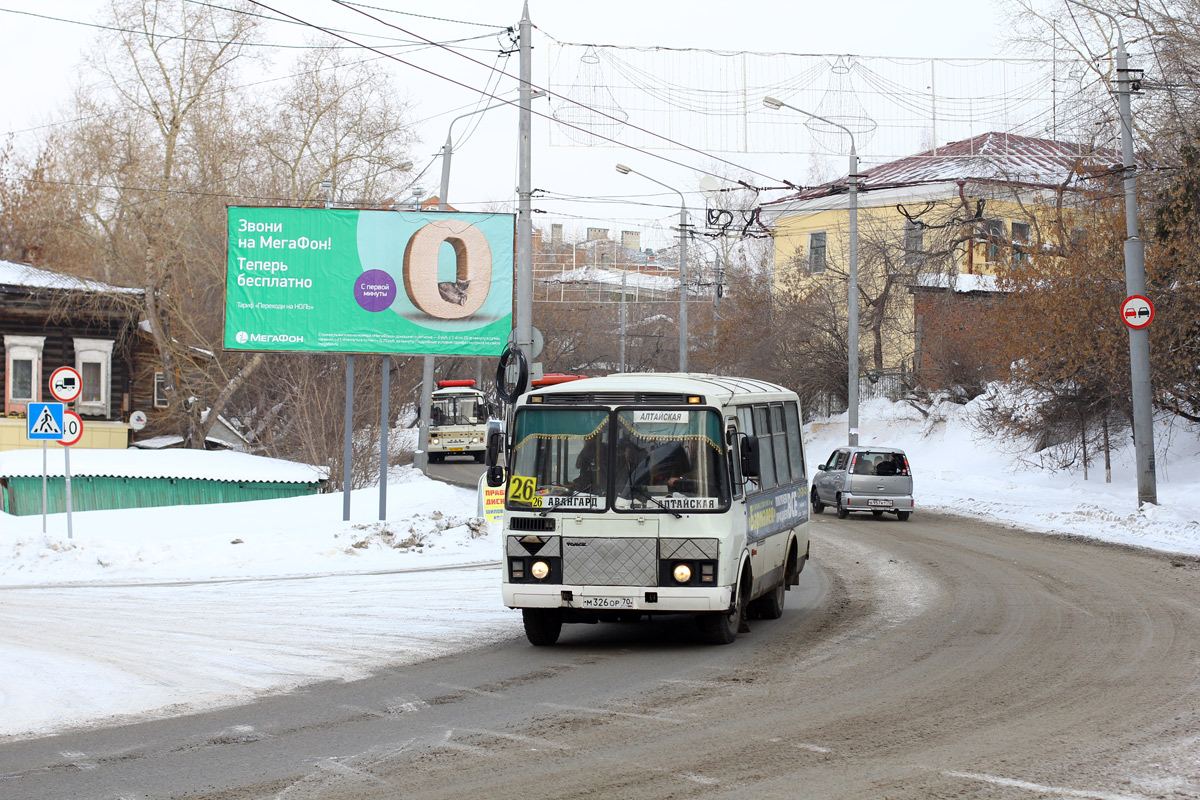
{"left": 784, "top": 402, "right": 805, "bottom": 481}
{"left": 726, "top": 425, "right": 743, "bottom": 499}
{"left": 770, "top": 404, "right": 789, "bottom": 483}
{"left": 753, "top": 405, "right": 777, "bottom": 489}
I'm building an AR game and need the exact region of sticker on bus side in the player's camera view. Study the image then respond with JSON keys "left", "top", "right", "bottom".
{"left": 747, "top": 485, "right": 808, "bottom": 540}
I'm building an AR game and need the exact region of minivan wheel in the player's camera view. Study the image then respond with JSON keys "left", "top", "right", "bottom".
{"left": 811, "top": 488, "right": 825, "bottom": 514}
{"left": 836, "top": 495, "right": 849, "bottom": 519}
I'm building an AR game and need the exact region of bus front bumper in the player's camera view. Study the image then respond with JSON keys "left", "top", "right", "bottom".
{"left": 503, "top": 583, "right": 733, "bottom": 613}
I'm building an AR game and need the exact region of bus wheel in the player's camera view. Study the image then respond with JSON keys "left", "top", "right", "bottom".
{"left": 474, "top": 452, "right": 485, "bottom": 463}
{"left": 699, "top": 589, "right": 746, "bottom": 645}
{"left": 522, "top": 609, "right": 562, "bottom": 646}
{"left": 752, "top": 580, "right": 786, "bottom": 620}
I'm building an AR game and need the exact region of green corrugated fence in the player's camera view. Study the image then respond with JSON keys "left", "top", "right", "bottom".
{"left": 1, "top": 476, "right": 323, "bottom": 516}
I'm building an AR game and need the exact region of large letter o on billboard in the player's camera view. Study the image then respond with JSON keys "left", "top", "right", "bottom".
{"left": 403, "top": 220, "right": 492, "bottom": 319}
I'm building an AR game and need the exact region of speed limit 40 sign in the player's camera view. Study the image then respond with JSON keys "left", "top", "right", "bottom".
{"left": 59, "top": 410, "right": 84, "bottom": 447}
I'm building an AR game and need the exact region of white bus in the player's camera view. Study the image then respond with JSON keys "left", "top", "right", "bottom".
{"left": 487, "top": 373, "right": 811, "bottom": 645}
{"left": 428, "top": 380, "right": 490, "bottom": 463}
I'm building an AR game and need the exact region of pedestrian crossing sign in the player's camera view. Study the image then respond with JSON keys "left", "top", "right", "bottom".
{"left": 27, "top": 402, "right": 65, "bottom": 440}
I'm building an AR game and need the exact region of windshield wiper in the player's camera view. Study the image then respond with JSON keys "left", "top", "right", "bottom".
{"left": 630, "top": 484, "right": 682, "bottom": 518}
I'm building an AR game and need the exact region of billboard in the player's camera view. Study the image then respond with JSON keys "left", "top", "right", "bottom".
{"left": 224, "top": 206, "right": 514, "bottom": 355}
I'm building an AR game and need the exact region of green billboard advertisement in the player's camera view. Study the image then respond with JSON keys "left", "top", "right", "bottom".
{"left": 223, "top": 206, "right": 514, "bottom": 355}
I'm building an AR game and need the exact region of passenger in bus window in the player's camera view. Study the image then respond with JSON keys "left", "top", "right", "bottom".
{"left": 571, "top": 436, "right": 606, "bottom": 494}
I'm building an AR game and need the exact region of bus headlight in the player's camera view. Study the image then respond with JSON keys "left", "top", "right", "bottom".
{"left": 672, "top": 563, "right": 693, "bottom": 583}
{"left": 531, "top": 561, "right": 550, "bottom": 580}
{"left": 430, "top": 437, "right": 439, "bottom": 445}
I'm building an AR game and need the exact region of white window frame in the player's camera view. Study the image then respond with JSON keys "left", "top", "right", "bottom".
{"left": 4, "top": 335, "right": 45, "bottom": 413}
{"left": 808, "top": 231, "right": 827, "bottom": 274}
{"left": 1011, "top": 221, "right": 1031, "bottom": 266}
{"left": 985, "top": 219, "right": 1007, "bottom": 263}
{"left": 154, "top": 370, "right": 170, "bottom": 408}
{"left": 73, "top": 337, "right": 115, "bottom": 418}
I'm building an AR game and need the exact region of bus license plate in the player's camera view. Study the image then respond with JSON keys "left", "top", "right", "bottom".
{"left": 448, "top": 447, "right": 464, "bottom": 452}
{"left": 580, "top": 597, "right": 635, "bottom": 609}
{"left": 868, "top": 499, "right": 893, "bottom": 507}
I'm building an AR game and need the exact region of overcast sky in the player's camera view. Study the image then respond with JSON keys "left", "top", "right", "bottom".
{"left": 1, "top": 1, "right": 1022, "bottom": 246}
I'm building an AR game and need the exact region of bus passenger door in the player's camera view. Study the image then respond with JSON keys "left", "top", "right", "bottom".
{"left": 725, "top": 422, "right": 751, "bottom": 581}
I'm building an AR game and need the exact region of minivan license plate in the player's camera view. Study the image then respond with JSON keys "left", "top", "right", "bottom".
{"left": 580, "top": 597, "right": 635, "bottom": 609}
{"left": 868, "top": 499, "right": 893, "bottom": 507}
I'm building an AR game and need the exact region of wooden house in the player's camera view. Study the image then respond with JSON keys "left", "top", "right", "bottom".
{"left": 1, "top": 260, "right": 144, "bottom": 451}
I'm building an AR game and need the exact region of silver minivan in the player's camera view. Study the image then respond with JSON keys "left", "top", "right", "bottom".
{"left": 811, "top": 446, "right": 914, "bottom": 521}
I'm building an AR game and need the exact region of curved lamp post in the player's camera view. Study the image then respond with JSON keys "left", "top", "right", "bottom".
{"left": 616, "top": 163, "right": 689, "bottom": 372}
{"left": 764, "top": 96, "right": 860, "bottom": 446}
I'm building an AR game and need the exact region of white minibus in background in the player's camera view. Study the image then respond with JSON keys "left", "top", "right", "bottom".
{"left": 487, "top": 373, "right": 811, "bottom": 645}
{"left": 428, "top": 380, "right": 490, "bottom": 463}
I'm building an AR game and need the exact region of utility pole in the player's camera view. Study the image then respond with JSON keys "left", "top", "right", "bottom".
{"left": 1067, "top": 0, "right": 1156, "bottom": 505}
{"left": 515, "top": 2, "right": 534, "bottom": 376}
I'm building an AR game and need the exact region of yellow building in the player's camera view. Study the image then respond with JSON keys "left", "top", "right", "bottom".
{"left": 759, "top": 132, "right": 1113, "bottom": 385}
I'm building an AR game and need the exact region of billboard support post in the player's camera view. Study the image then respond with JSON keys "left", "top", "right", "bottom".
{"left": 379, "top": 354, "right": 390, "bottom": 520}
{"left": 343, "top": 354, "right": 354, "bottom": 521}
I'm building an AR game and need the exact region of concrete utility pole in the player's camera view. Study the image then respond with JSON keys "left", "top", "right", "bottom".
{"left": 615, "top": 163, "right": 689, "bottom": 372}
{"left": 764, "top": 96, "right": 860, "bottom": 446}
{"left": 515, "top": 2, "right": 534, "bottom": 376}
{"left": 1067, "top": 0, "right": 1156, "bottom": 505}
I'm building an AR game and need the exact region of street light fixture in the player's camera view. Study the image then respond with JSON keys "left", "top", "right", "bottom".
{"left": 615, "top": 163, "right": 689, "bottom": 372}
{"left": 414, "top": 92, "right": 546, "bottom": 474}
{"left": 763, "top": 95, "right": 861, "bottom": 447}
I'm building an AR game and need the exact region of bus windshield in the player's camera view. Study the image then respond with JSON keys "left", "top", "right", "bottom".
{"left": 431, "top": 395, "right": 484, "bottom": 427}
{"left": 507, "top": 406, "right": 728, "bottom": 513}
{"left": 613, "top": 408, "right": 728, "bottom": 511}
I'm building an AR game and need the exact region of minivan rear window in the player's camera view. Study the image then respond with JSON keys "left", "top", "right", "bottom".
{"left": 850, "top": 451, "right": 909, "bottom": 476}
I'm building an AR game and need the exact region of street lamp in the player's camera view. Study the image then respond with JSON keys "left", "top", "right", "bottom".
{"left": 414, "top": 92, "right": 545, "bottom": 474}
{"left": 616, "top": 163, "right": 689, "bottom": 372}
{"left": 439, "top": 91, "right": 544, "bottom": 212}
{"left": 764, "top": 95, "right": 861, "bottom": 447}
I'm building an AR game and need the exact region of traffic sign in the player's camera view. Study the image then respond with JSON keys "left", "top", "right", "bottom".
{"left": 49, "top": 366, "right": 83, "bottom": 403}
{"left": 59, "top": 410, "right": 84, "bottom": 447}
{"left": 27, "top": 402, "right": 65, "bottom": 440}
{"left": 1121, "top": 295, "right": 1154, "bottom": 329}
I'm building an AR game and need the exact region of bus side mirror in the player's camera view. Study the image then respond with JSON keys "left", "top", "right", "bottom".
{"left": 486, "top": 465, "right": 506, "bottom": 488}
{"left": 740, "top": 435, "right": 761, "bottom": 478}
{"left": 485, "top": 428, "right": 503, "bottom": 467}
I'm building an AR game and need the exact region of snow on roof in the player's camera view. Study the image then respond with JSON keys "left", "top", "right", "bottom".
{"left": 0, "top": 448, "right": 328, "bottom": 483}
{"left": 0, "top": 260, "right": 143, "bottom": 295}
{"left": 542, "top": 265, "right": 702, "bottom": 295}
{"left": 766, "top": 132, "right": 1118, "bottom": 206}
{"left": 914, "top": 272, "right": 1002, "bottom": 293}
